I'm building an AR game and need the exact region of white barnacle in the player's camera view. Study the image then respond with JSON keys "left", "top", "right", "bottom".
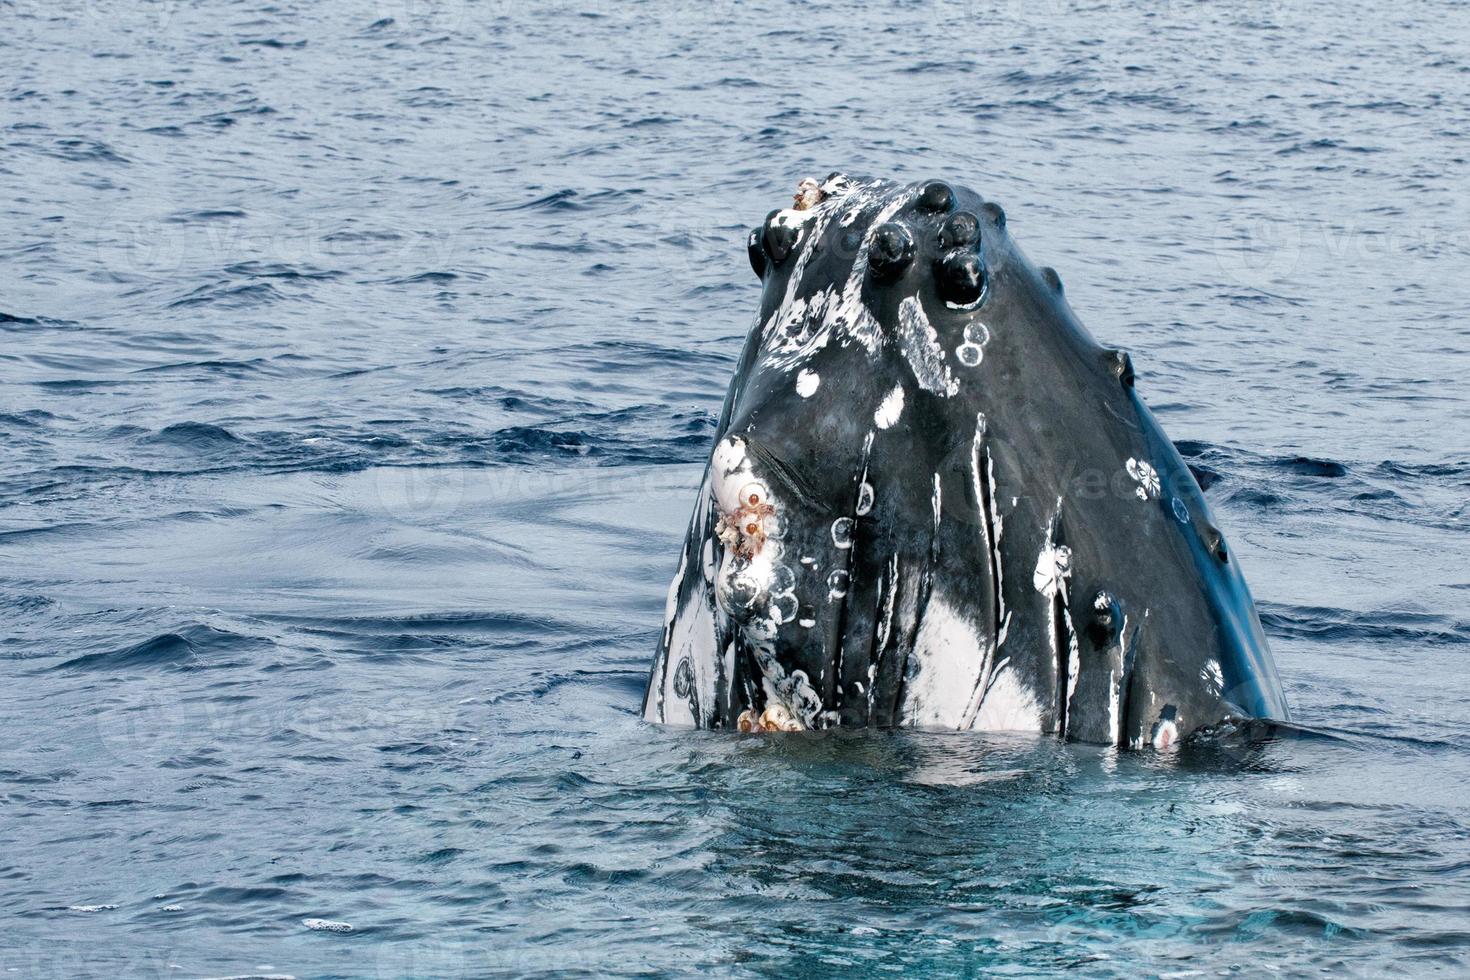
{"left": 769, "top": 591, "right": 799, "bottom": 624}
{"left": 827, "top": 568, "right": 850, "bottom": 599}
{"left": 855, "top": 481, "right": 875, "bottom": 516}
{"left": 874, "top": 384, "right": 905, "bottom": 429}
{"left": 796, "top": 368, "right": 821, "bottom": 398}
{"left": 1126, "top": 457, "right": 1161, "bottom": 500}
{"left": 1032, "top": 543, "right": 1073, "bottom": 599}
{"left": 1201, "top": 660, "right": 1224, "bottom": 696}
{"left": 830, "top": 516, "right": 854, "bottom": 549}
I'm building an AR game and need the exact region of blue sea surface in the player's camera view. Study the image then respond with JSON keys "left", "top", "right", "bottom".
{"left": 3, "top": 0, "right": 1469, "bottom": 976}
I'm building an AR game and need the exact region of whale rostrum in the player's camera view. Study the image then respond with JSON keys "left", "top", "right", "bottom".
{"left": 644, "top": 173, "right": 1289, "bottom": 749}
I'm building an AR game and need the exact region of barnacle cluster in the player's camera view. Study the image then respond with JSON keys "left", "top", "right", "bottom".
{"left": 715, "top": 483, "right": 777, "bottom": 559}
{"left": 737, "top": 703, "right": 803, "bottom": 733}
{"left": 791, "top": 176, "right": 825, "bottom": 211}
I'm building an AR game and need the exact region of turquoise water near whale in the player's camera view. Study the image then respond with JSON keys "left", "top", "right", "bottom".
{"left": 3, "top": 0, "right": 1469, "bottom": 975}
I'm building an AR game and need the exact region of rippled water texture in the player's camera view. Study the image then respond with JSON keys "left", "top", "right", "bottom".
{"left": 3, "top": 1, "right": 1469, "bottom": 976}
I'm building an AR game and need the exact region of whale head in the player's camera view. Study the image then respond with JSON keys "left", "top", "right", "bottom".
{"left": 647, "top": 174, "right": 1288, "bottom": 746}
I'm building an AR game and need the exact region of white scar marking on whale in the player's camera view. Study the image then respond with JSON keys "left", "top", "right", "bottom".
{"left": 1104, "top": 612, "right": 1131, "bottom": 746}
{"left": 901, "top": 590, "right": 987, "bottom": 729}
{"left": 1153, "top": 716, "right": 1180, "bottom": 751}
{"left": 874, "top": 385, "right": 905, "bottom": 429}
{"left": 1032, "top": 542, "right": 1073, "bottom": 598}
{"left": 771, "top": 207, "right": 815, "bottom": 231}
{"left": 796, "top": 369, "right": 820, "bottom": 398}
{"left": 710, "top": 436, "right": 770, "bottom": 515}
{"left": 711, "top": 435, "right": 747, "bottom": 477}
{"left": 837, "top": 190, "right": 919, "bottom": 354}
{"left": 1064, "top": 607, "right": 1080, "bottom": 725}
{"left": 659, "top": 558, "right": 719, "bottom": 729}
{"left": 1107, "top": 667, "right": 1120, "bottom": 744}
{"left": 662, "top": 544, "right": 688, "bottom": 649}
{"left": 973, "top": 662, "right": 1043, "bottom": 732}
{"left": 759, "top": 183, "right": 914, "bottom": 369}
{"left": 896, "top": 296, "right": 958, "bottom": 396}
{"left": 821, "top": 172, "right": 857, "bottom": 199}
{"left": 759, "top": 179, "right": 895, "bottom": 371}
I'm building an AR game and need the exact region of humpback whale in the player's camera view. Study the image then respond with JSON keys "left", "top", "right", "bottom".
{"left": 643, "top": 174, "right": 1289, "bottom": 748}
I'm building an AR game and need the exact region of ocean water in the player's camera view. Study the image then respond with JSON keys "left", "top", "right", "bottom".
{"left": 3, "top": 0, "right": 1469, "bottom": 975}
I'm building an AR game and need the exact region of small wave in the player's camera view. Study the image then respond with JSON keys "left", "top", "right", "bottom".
{"left": 486, "top": 426, "right": 591, "bottom": 457}
{"left": 1259, "top": 603, "right": 1470, "bottom": 648}
{"left": 239, "top": 38, "right": 308, "bottom": 49}
{"left": 51, "top": 626, "right": 271, "bottom": 672}
{"left": 44, "top": 138, "right": 128, "bottom": 164}
{"left": 901, "top": 60, "right": 975, "bottom": 75}
{"left": 134, "top": 358, "right": 273, "bottom": 377}
{"left": 1376, "top": 459, "right": 1469, "bottom": 482}
{"left": 144, "top": 422, "right": 245, "bottom": 449}
{"left": 2, "top": 594, "right": 60, "bottom": 619}
{"left": 384, "top": 271, "right": 462, "bottom": 285}
{"left": 32, "top": 378, "right": 132, "bottom": 392}
{"left": 495, "top": 188, "right": 643, "bottom": 213}
{"left": 0, "top": 311, "right": 81, "bottom": 330}
{"left": 1220, "top": 485, "right": 1290, "bottom": 508}
{"left": 53, "top": 633, "right": 199, "bottom": 672}
{"left": 0, "top": 409, "right": 55, "bottom": 427}
{"left": 163, "top": 208, "right": 246, "bottom": 223}
{"left": 168, "top": 282, "right": 288, "bottom": 309}
{"left": 1273, "top": 455, "right": 1349, "bottom": 478}
{"left": 500, "top": 188, "right": 581, "bottom": 212}
{"left": 996, "top": 69, "right": 1089, "bottom": 87}
{"left": 223, "top": 261, "right": 341, "bottom": 281}
{"left": 264, "top": 609, "right": 576, "bottom": 637}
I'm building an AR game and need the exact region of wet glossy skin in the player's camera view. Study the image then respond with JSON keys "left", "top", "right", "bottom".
{"left": 645, "top": 174, "right": 1289, "bottom": 747}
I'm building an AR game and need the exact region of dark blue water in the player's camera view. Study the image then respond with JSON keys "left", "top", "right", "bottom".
{"left": 3, "top": 1, "right": 1469, "bottom": 976}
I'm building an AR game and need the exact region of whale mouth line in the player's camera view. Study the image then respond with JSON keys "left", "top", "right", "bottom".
{"left": 740, "top": 436, "right": 835, "bottom": 517}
